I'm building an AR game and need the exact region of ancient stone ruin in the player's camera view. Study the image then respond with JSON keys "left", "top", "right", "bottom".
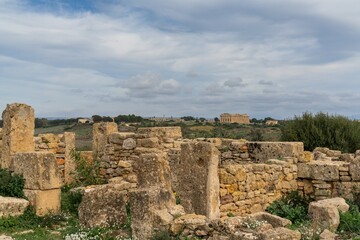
{"left": 2, "top": 102, "right": 360, "bottom": 239}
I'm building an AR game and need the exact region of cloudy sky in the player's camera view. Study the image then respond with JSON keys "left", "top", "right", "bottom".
{"left": 1, "top": 0, "right": 360, "bottom": 119}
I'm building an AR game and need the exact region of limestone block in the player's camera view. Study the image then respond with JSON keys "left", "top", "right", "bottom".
{"left": 298, "top": 161, "right": 340, "bottom": 181}
{"left": 13, "top": 152, "right": 61, "bottom": 190}
{"left": 246, "top": 142, "right": 304, "bottom": 162}
{"left": 170, "top": 214, "right": 208, "bottom": 235}
{"left": 250, "top": 212, "right": 292, "bottom": 227}
{"left": 108, "top": 132, "right": 135, "bottom": 144}
{"left": 1, "top": 103, "right": 35, "bottom": 169}
{"left": 92, "top": 122, "right": 118, "bottom": 157}
{"left": 308, "top": 197, "right": 349, "bottom": 232}
{"left": 260, "top": 227, "right": 301, "bottom": 240}
{"left": 349, "top": 157, "right": 360, "bottom": 181}
{"left": 174, "top": 142, "right": 220, "bottom": 219}
{"left": 130, "top": 187, "right": 176, "bottom": 240}
{"left": 63, "top": 132, "right": 75, "bottom": 185}
{"left": 137, "top": 137, "right": 159, "bottom": 148}
{"left": 319, "top": 229, "right": 337, "bottom": 240}
{"left": 0, "top": 196, "right": 29, "bottom": 217}
{"left": 122, "top": 138, "right": 136, "bottom": 150}
{"left": 78, "top": 184, "right": 128, "bottom": 228}
{"left": 137, "top": 127, "right": 182, "bottom": 140}
{"left": 24, "top": 189, "right": 61, "bottom": 216}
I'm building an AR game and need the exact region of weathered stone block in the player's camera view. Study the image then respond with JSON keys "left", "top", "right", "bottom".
{"left": 247, "top": 142, "right": 304, "bottom": 162}
{"left": 78, "top": 184, "right": 128, "bottom": 228}
{"left": 349, "top": 157, "right": 360, "bottom": 181}
{"left": 63, "top": 132, "right": 75, "bottom": 185}
{"left": 298, "top": 161, "right": 340, "bottom": 181}
{"left": 260, "top": 227, "right": 301, "bottom": 240}
{"left": 92, "top": 122, "right": 118, "bottom": 157}
{"left": 13, "top": 152, "right": 61, "bottom": 190}
{"left": 1, "top": 103, "right": 35, "bottom": 169}
{"left": 24, "top": 189, "right": 61, "bottom": 216}
{"left": 308, "top": 197, "right": 349, "bottom": 232}
{"left": 0, "top": 196, "right": 29, "bottom": 217}
{"left": 137, "top": 138, "right": 159, "bottom": 148}
{"left": 137, "top": 127, "right": 182, "bottom": 140}
{"left": 173, "top": 142, "right": 220, "bottom": 219}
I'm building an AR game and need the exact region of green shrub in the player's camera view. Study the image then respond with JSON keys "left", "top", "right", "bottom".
{"left": 0, "top": 168, "right": 25, "bottom": 198}
{"left": 338, "top": 202, "right": 360, "bottom": 234}
{"left": 70, "top": 149, "right": 105, "bottom": 186}
{"left": 266, "top": 191, "right": 311, "bottom": 224}
{"left": 61, "top": 186, "right": 83, "bottom": 216}
{"left": 281, "top": 112, "right": 360, "bottom": 152}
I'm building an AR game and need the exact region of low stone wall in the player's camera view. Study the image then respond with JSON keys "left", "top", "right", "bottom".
{"left": 219, "top": 160, "right": 298, "bottom": 217}
{"left": 219, "top": 140, "right": 304, "bottom": 164}
{"left": 298, "top": 158, "right": 360, "bottom": 200}
{"left": 34, "top": 132, "right": 75, "bottom": 184}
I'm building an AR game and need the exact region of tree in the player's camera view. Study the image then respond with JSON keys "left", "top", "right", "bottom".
{"left": 214, "top": 117, "right": 220, "bottom": 122}
{"left": 92, "top": 115, "right": 103, "bottom": 123}
{"left": 181, "top": 116, "right": 195, "bottom": 121}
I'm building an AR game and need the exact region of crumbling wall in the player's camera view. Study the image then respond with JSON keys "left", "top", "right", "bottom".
{"left": 219, "top": 160, "right": 298, "bottom": 217}
{"left": 1, "top": 103, "right": 35, "bottom": 169}
{"left": 34, "top": 132, "right": 76, "bottom": 184}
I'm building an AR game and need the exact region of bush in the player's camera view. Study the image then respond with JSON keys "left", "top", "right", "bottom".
{"left": 0, "top": 168, "right": 25, "bottom": 198}
{"left": 281, "top": 112, "right": 360, "bottom": 152}
{"left": 61, "top": 186, "right": 83, "bottom": 216}
{"left": 70, "top": 150, "right": 105, "bottom": 186}
{"left": 266, "top": 191, "right": 311, "bottom": 224}
{"left": 338, "top": 202, "right": 360, "bottom": 234}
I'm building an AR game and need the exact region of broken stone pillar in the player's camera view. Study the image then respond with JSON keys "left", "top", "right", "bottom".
{"left": 63, "top": 132, "right": 76, "bottom": 185}
{"left": 130, "top": 152, "right": 179, "bottom": 239}
{"left": 12, "top": 152, "right": 62, "bottom": 216}
{"left": 174, "top": 142, "right": 220, "bottom": 220}
{"left": 1, "top": 103, "right": 35, "bottom": 169}
{"left": 92, "top": 122, "right": 118, "bottom": 158}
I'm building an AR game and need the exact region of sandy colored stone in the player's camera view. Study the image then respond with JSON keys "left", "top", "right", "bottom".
{"left": 78, "top": 184, "right": 128, "bottom": 228}
{"left": 13, "top": 152, "right": 61, "bottom": 190}
{"left": 170, "top": 214, "right": 208, "bottom": 235}
{"left": 319, "top": 229, "right": 337, "bottom": 240}
{"left": 0, "top": 196, "right": 29, "bottom": 217}
{"left": 24, "top": 189, "right": 61, "bottom": 216}
{"left": 298, "top": 161, "right": 341, "bottom": 181}
{"left": 137, "top": 127, "right": 182, "bottom": 140}
{"left": 349, "top": 157, "right": 360, "bottom": 181}
{"left": 92, "top": 122, "right": 118, "bottom": 157}
{"left": 246, "top": 142, "right": 304, "bottom": 162}
{"left": 63, "top": 132, "right": 76, "bottom": 185}
{"left": 137, "top": 137, "right": 159, "bottom": 148}
{"left": 1, "top": 103, "right": 35, "bottom": 169}
{"left": 250, "top": 212, "right": 292, "bottom": 227}
{"left": 260, "top": 227, "right": 301, "bottom": 240}
{"left": 308, "top": 197, "right": 349, "bottom": 232}
{"left": 173, "top": 142, "right": 220, "bottom": 219}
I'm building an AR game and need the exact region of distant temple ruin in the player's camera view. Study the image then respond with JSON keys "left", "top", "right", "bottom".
{"left": 220, "top": 113, "right": 250, "bottom": 124}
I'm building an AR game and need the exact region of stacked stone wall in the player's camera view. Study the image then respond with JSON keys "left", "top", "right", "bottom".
{"left": 34, "top": 132, "right": 76, "bottom": 184}
{"left": 219, "top": 160, "right": 298, "bottom": 217}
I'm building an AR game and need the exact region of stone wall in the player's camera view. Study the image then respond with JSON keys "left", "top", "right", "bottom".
{"left": 219, "top": 160, "right": 298, "bottom": 217}
{"left": 34, "top": 133, "right": 76, "bottom": 184}
{"left": 297, "top": 158, "right": 360, "bottom": 200}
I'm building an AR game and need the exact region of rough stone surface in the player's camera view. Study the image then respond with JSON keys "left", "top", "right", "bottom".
{"left": 1, "top": 103, "right": 35, "bottom": 169}
{"left": 260, "top": 227, "right": 301, "bottom": 240}
{"left": 349, "top": 157, "right": 360, "bottom": 181}
{"left": 298, "top": 161, "right": 341, "bottom": 181}
{"left": 130, "top": 187, "right": 176, "bottom": 240}
{"left": 92, "top": 122, "right": 118, "bottom": 157}
{"left": 170, "top": 214, "right": 208, "bottom": 235}
{"left": 63, "top": 132, "right": 76, "bottom": 185}
{"left": 0, "top": 236, "right": 13, "bottom": 240}
{"left": 24, "top": 189, "right": 61, "bottom": 216}
{"left": 137, "top": 127, "right": 182, "bottom": 140}
{"left": 308, "top": 197, "right": 349, "bottom": 232}
{"left": 246, "top": 142, "right": 304, "bottom": 162}
{"left": 174, "top": 142, "right": 220, "bottom": 219}
{"left": 250, "top": 212, "right": 292, "bottom": 228}
{"left": 0, "top": 196, "right": 29, "bottom": 217}
{"left": 78, "top": 184, "right": 130, "bottom": 228}
{"left": 319, "top": 229, "right": 337, "bottom": 240}
{"left": 13, "top": 152, "right": 62, "bottom": 190}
